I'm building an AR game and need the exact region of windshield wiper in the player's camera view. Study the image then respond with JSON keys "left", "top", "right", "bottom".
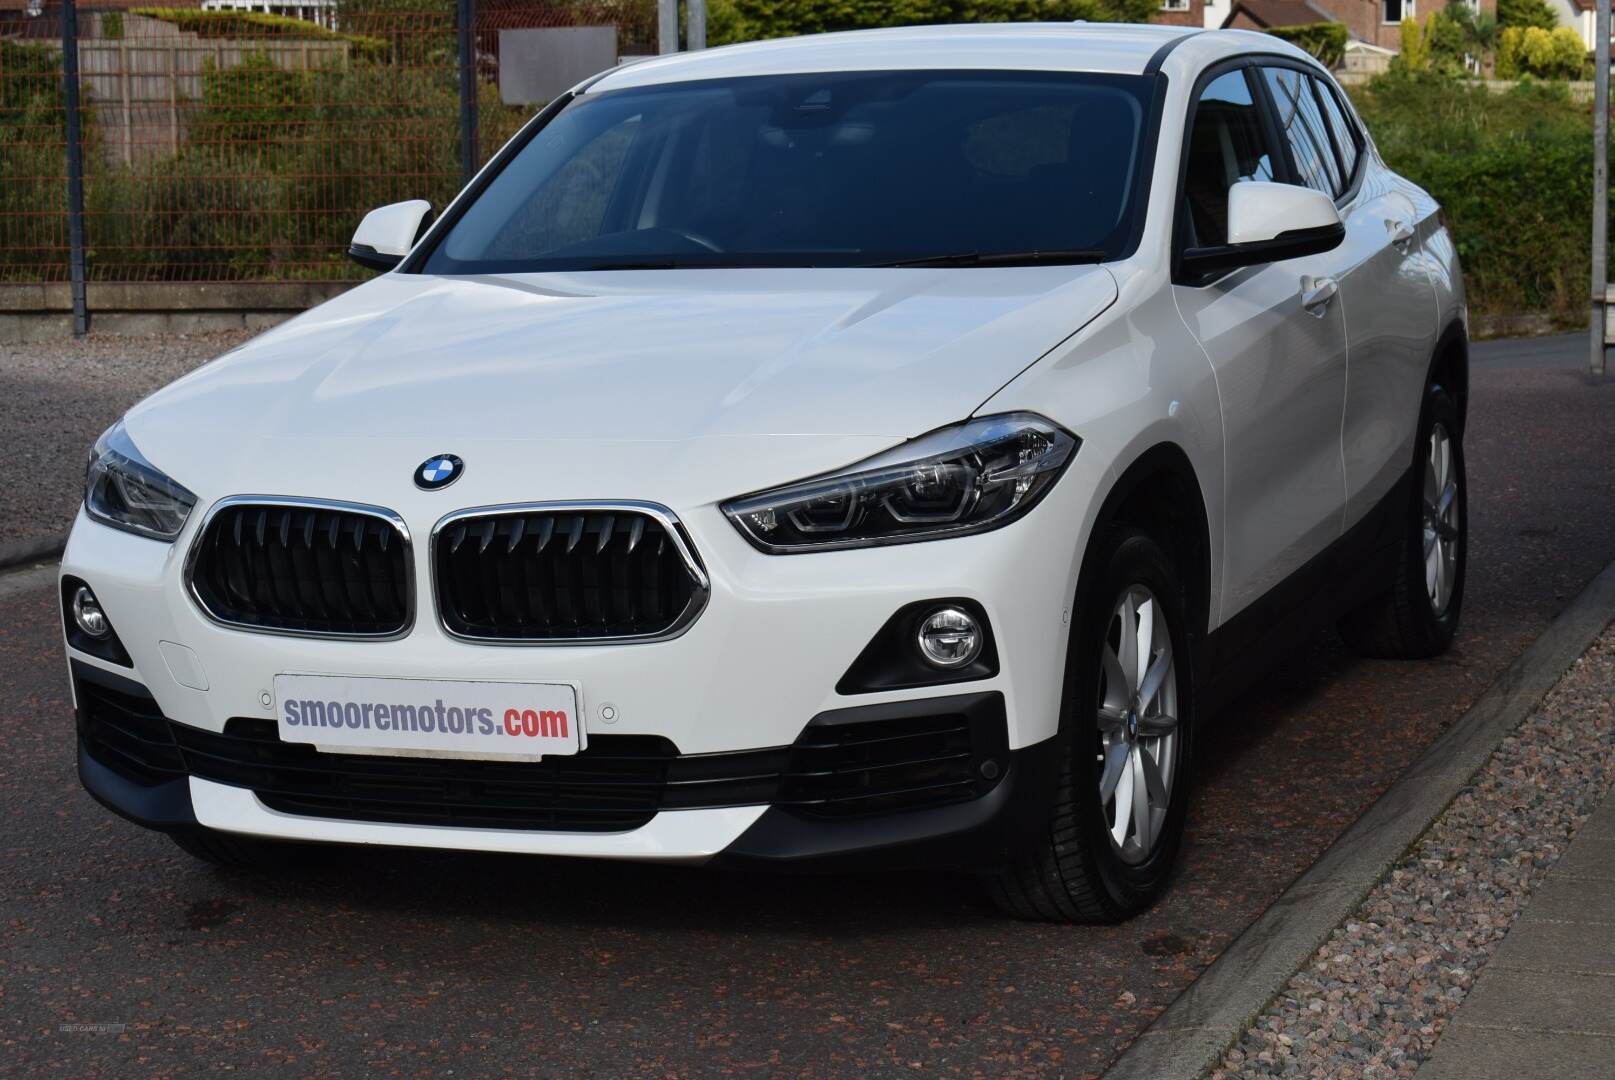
{"left": 875, "top": 249, "right": 1108, "bottom": 268}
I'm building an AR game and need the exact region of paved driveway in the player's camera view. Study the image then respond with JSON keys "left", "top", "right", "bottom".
{"left": 2, "top": 335, "right": 1612, "bottom": 1077}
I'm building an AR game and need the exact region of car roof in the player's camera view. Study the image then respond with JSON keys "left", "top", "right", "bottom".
{"left": 584, "top": 23, "right": 1317, "bottom": 93}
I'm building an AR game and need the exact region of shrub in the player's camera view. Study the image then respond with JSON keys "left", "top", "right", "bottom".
{"left": 1351, "top": 74, "right": 1604, "bottom": 323}
{"left": 706, "top": 0, "right": 1157, "bottom": 46}
{"left": 1397, "top": 15, "right": 1432, "bottom": 73}
{"left": 1265, "top": 22, "right": 1347, "bottom": 69}
{"left": 128, "top": 8, "right": 390, "bottom": 62}
{"left": 1496, "top": 0, "right": 1557, "bottom": 30}
{"left": 1, "top": 42, "right": 75, "bottom": 280}
{"left": 1497, "top": 24, "right": 1587, "bottom": 79}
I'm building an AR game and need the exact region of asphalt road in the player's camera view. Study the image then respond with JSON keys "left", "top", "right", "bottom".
{"left": 2, "top": 335, "right": 1612, "bottom": 1078}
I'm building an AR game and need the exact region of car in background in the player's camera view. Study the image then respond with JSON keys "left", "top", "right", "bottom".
{"left": 64, "top": 24, "right": 1466, "bottom": 922}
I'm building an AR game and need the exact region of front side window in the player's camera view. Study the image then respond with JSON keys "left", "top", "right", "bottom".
{"left": 1383, "top": 0, "right": 1410, "bottom": 22}
{"left": 1262, "top": 67, "right": 1343, "bottom": 198}
{"left": 1180, "top": 69, "right": 1276, "bottom": 247}
{"left": 419, "top": 70, "right": 1155, "bottom": 273}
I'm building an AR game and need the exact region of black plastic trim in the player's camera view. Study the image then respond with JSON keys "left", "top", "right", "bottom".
{"left": 78, "top": 740, "right": 196, "bottom": 830}
{"left": 1179, "top": 221, "right": 1346, "bottom": 278}
{"left": 347, "top": 242, "right": 401, "bottom": 272}
{"left": 1142, "top": 29, "right": 1200, "bottom": 75}
{"left": 836, "top": 598, "right": 1000, "bottom": 695}
{"left": 715, "top": 730, "right": 1060, "bottom": 874}
{"left": 1202, "top": 466, "right": 1411, "bottom": 715}
{"left": 61, "top": 576, "right": 132, "bottom": 667}
{"left": 73, "top": 661, "right": 196, "bottom": 829}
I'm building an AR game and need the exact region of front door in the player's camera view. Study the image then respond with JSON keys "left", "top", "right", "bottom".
{"left": 1172, "top": 65, "right": 1349, "bottom": 623}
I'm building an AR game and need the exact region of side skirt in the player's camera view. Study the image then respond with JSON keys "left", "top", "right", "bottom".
{"left": 1201, "top": 469, "right": 1412, "bottom": 717}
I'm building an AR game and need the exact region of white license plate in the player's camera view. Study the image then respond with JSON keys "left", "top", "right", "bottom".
{"left": 272, "top": 674, "right": 582, "bottom": 761}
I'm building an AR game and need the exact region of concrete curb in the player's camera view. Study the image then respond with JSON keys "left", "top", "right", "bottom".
{"left": 0, "top": 535, "right": 66, "bottom": 573}
{"left": 1102, "top": 557, "right": 1615, "bottom": 1080}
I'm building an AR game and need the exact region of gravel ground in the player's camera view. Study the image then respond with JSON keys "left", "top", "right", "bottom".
{"left": 1209, "top": 628, "right": 1615, "bottom": 1080}
{"left": 0, "top": 330, "right": 254, "bottom": 549}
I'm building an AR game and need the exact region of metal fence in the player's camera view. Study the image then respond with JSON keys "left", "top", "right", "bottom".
{"left": 0, "top": 0, "right": 659, "bottom": 313}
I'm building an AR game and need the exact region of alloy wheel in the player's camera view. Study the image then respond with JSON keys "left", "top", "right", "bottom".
{"left": 1095, "top": 585, "right": 1178, "bottom": 866}
{"left": 1423, "top": 422, "right": 1461, "bottom": 617}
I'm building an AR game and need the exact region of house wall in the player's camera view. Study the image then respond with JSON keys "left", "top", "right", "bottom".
{"left": 1543, "top": 0, "right": 1597, "bottom": 48}
{"left": 1154, "top": 0, "right": 1206, "bottom": 28}
{"left": 1227, "top": 0, "right": 1499, "bottom": 53}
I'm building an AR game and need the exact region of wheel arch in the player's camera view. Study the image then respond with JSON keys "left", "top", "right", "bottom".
{"left": 1077, "top": 442, "right": 1214, "bottom": 649}
{"left": 1428, "top": 319, "right": 1469, "bottom": 432}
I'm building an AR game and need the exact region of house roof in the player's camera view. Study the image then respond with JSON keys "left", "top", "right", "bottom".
{"left": 1222, "top": 0, "right": 1340, "bottom": 29}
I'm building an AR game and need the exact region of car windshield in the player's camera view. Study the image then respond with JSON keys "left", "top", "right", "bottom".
{"left": 418, "top": 70, "right": 1155, "bottom": 273}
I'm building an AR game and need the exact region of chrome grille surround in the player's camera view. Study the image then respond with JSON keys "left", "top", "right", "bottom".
{"left": 183, "top": 495, "right": 415, "bottom": 641}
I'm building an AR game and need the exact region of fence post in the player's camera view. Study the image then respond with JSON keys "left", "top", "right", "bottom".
{"left": 119, "top": 40, "right": 132, "bottom": 166}
{"left": 457, "top": 0, "right": 477, "bottom": 186}
{"left": 1593, "top": 0, "right": 1609, "bottom": 378}
{"left": 687, "top": 0, "right": 706, "bottom": 50}
{"left": 61, "top": 0, "right": 89, "bottom": 337}
{"left": 658, "top": 0, "right": 677, "bottom": 54}
{"left": 168, "top": 47, "right": 179, "bottom": 155}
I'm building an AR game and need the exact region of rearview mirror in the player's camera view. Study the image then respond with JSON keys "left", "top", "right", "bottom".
{"left": 1180, "top": 181, "right": 1344, "bottom": 279}
{"left": 348, "top": 200, "right": 434, "bottom": 272}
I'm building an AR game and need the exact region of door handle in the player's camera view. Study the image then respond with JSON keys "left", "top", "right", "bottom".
{"left": 1386, "top": 218, "right": 1416, "bottom": 253}
{"left": 1301, "top": 275, "right": 1338, "bottom": 316}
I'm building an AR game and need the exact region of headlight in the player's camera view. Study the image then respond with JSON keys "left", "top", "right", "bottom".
{"left": 723, "top": 413, "right": 1077, "bottom": 553}
{"left": 84, "top": 420, "right": 197, "bottom": 542}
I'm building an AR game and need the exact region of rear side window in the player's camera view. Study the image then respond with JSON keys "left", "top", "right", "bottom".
{"left": 1181, "top": 70, "right": 1276, "bottom": 247}
{"left": 1261, "top": 67, "right": 1342, "bottom": 198}
{"left": 1313, "top": 80, "right": 1361, "bottom": 183}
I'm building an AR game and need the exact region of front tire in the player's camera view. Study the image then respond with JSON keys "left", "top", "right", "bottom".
{"left": 985, "top": 529, "right": 1195, "bottom": 922}
{"left": 1339, "top": 384, "right": 1466, "bottom": 659}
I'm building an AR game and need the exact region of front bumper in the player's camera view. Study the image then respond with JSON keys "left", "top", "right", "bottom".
{"left": 61, "top": 479, "right": 1082, "bottom": 865}
{"left": 75, "top": 660, "right": 1062, "bottom": 870}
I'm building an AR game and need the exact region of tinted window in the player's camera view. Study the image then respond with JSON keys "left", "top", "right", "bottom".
{"left": 1313, "top": 78, "right": 1360, "bottom": 182}
{"left": 422, "top": 71, "right": 1154, "bottom": 272}
{"left": 1262, "top": 67, "right": 1342, "bottom": 198}
{"left": 1181, "top": 70, "right": 1276, "bottom": 247}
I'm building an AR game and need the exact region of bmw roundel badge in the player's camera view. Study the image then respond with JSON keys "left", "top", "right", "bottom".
{"left": 415, "top": 453, "right": 463, "bottom": 491}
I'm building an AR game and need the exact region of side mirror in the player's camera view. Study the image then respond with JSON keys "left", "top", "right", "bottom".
{"left": 1180, "top": 181, "right": 1344, "bottom": 279}
{"left": 349, "top": 200, "right": 434, "bottom": 272}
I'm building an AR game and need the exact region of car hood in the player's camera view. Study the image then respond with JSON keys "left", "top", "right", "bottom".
{"left": 125, "top": 266, "right": 1115, "bottom": 508}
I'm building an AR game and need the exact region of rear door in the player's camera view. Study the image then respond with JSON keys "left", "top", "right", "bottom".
{"left": 1256, "top": 63, "right": 1437, "bottom": 528}
{"left": 1171, "top": 64, "right": 1348, "bottom": 621}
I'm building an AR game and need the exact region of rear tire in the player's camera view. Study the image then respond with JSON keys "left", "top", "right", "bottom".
{"left": 170, "top": 828, "right": 305, "bottom": 871}
{"left": 984, "top": 528, "right": 1195, "bottom": 923}
{"left": 1339, "top": 384, "right": 1466, "bottom": 659}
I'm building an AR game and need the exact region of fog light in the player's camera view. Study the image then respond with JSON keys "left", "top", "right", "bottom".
{"left": 917, "top": 607, "right": 982, "bottom": 669}
{"left": 72, "top": 586, "right": 110, "bottom": 639}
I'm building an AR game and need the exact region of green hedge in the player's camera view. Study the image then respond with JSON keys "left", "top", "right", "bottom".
{"left": 707, "top": 0, "right": 1158, "bottom": 46}
{"left": 84, "top": 51, "right": 526, "bottom": 280}
{"left": 128, "top": 8, "right": 390, "bottom": 62}
{"left": 1351, "top": 73, "right": 1604, "bottom": 324}
{"left": 1265, "top": 22, "right": 1347, "bottom": 69}
{"left": 1, "top": 42, "right": 74, "bottom": 280}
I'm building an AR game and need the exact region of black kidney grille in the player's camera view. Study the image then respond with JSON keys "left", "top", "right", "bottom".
{"left": 189, "top": 502, "right": 411, "bottom": 636}
{"left": 435, "top": 509, "right": 704, "bottom": 641}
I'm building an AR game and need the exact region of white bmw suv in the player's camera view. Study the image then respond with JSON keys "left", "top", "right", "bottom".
{"left": 63, "top": 24, "right": 1466, "bottom": 922}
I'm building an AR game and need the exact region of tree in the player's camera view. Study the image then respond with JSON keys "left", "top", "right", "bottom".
{"left": 1496, "top": 0, "right": 1558, "bottom": 31}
